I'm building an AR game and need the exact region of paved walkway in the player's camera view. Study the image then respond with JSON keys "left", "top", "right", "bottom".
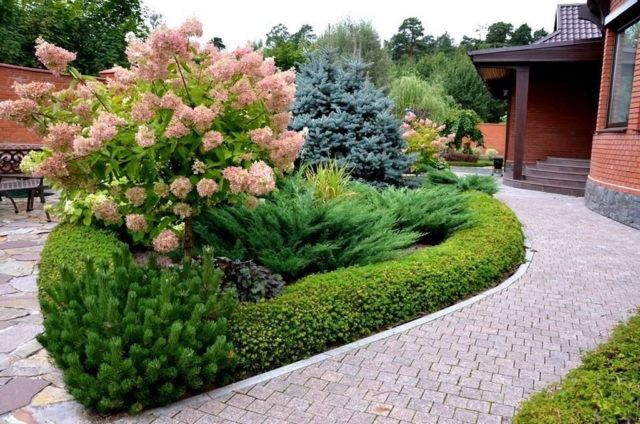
{"left": 1, "top": 185, "right": 639, "bottom": 424}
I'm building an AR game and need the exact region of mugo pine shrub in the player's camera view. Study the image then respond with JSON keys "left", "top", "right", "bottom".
{"left": 37, "top": 247, "right": 237, "bottom": 414}
{"left": 291, "top": 50, "right": 414, "bottom": 186}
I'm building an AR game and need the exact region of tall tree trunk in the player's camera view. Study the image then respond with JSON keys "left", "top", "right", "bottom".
{"left": 183, "top": 217, "right": 194, "bottom": 258}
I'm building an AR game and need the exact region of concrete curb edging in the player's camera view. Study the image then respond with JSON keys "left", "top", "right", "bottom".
{"left": 158, "top": 228, "right": 534, "bottom": 410}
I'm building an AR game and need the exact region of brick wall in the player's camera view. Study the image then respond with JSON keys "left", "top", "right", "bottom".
{"left": 589, "top": 8, "right": 640, "bottom": 195}
{"left": 506, "top": 74, "right": 599, "bottom": 163}
{"left": 0, "top": 63, "right": 72, "bottom": 145}
{"left": 476, "top": 123, "right": 506, "bottom": 155}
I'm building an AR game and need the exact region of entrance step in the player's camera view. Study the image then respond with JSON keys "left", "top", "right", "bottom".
{"left": 503, "top": 156, "right": 590, "bottom": 196}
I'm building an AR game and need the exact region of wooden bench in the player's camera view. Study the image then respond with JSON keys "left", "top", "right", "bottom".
{"left": 0, "top": 144, "right": 50, "bottom": 222}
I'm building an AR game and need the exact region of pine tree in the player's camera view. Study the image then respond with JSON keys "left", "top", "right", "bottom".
{"left": 38, "top": 247, "right": 237, "bottom": 414}
{"left": 291, "top": 51, "right": 414, "bottom": 186}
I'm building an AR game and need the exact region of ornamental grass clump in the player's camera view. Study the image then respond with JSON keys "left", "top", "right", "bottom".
{"left": 37, "top": 246, "right": 237, "bottom": 414}
{"left": 0, "top": 19, "right": 305, "bottom": 255}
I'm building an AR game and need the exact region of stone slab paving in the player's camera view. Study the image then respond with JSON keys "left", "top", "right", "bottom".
{"left": 1, "top": 185, "right": 639, "bottom": 423}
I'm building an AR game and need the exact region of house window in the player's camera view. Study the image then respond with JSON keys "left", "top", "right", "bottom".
{"left": 607, "top": 20, "right": 640, "bottom": 127}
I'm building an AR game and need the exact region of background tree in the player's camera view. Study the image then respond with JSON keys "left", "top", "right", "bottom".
{"left": 388, "top": 75, "right": 453, "bottom": 122}
{"left": 533, "top": 28, "right": 550, "bottom": 41}
{"left": 291, "top": 51, "right": 414, "bottom": 186}
{"left": 263, "top": 23, "right": 315, "bottom": 70}
{"left": 211, "top": 37, "right": 226, "bottom": 50}
{"left": 0, "top": 0, "right": 147, "bottom": 75}
{"left": 389, "top": 17, "right": 427, "bottom": 61}
{"left": 316, "top": 19, "right": 392, "bottom": 87}
{"left": 509, "top": 24, "right": 534, "bottom": 46}
{"left": 148, "top": 11, "right": 164, "bottom": 29}
{"left": 485, "top": 21, "right": 514, "bottom": 47}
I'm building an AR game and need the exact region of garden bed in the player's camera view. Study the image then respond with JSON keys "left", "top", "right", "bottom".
{"left": 39, "top": 191, "right": 524, "bottom": 378}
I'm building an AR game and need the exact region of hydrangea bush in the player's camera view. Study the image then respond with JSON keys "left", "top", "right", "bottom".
{"left": 0, "top": 19, "right": 305, "bottom": 254}
{"left": 401, "top": 112, "right": 452, "bottom": 171}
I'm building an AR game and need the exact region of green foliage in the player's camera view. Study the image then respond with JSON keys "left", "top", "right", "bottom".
{"left": 389, "top": 17, "right": 428, "bottom": 61}
{"left": 316, "top": 19, "right": 393, "bottom": 88}
{"left": 457, "top": 175, "right": 499, "bottom": 196}
{"left": 37, "top": 247, "right": 237, "bottom": 414}
{"left": 486, "top": 22, "right": 514, "bottom": 48}
{"left": 443, "top": 109, "right": 484, "bottom": 152}
{"left": 291, "top": 51, "right": 414, "bottom": 186}
{"left": 216, "top": 257, "right": 284, "bottom": 303}
{"left": 38, "top": 223, "right": 126, "bottom": 290}
{"left": 388, "top": 75, "right": 453, "bottom": 122}
{"left": 194, "top": 177, "right": 423, "bottom": 281}
{"left": 0, "top": 0, "right": 147, "bottom": 75}
{"left": 229, "top": 192, "right": 524, "bottom": 373}
{"left": 263, "top": 23, "right": 315, "bottom": 71}
{"left": 305, "top": 161, "right": 354, "bottom": 202}
{"left": 514, "top": 313, "right": 640, "bottom": 424}
{"left": 423, "top": 168, "right": 460, "bottom": 186}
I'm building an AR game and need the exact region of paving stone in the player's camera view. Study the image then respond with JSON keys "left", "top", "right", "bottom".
{"left": 0, "top": 377, "right": 49, "bottom": 414}
{"left": 31, "top": 385, "right": 73, "bottom": 406}
{"left": 10, "top": 276, "right": 37, "bottom": 293}
{"left": 0, "top": 240, "right": 40, "bottom": 250}
{"left": 0, "top": 260, "right": 36, "bottom": 277}
{"left": 0, "top": 324, "right": 41, "bottom": 353}
{"left": 10, "top": 253, "right": 41, "bottom": 262}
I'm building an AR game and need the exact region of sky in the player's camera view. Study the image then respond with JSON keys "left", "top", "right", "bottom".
{"left": 143, "top": 0, "right": 567, "bottom": 49}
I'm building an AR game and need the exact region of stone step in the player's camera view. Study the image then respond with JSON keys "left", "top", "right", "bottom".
{"left": 523, "top": 175, "right": 587, "bottom": 189}
{"left": 524, "top": 167, "right": 589, "bottom": 181}
{"left": 545, "top": 156, "right": 591, "bottom": 166}
{"left": 503, "top": 172, "right": 585, "bottom": 196}
{"left": 536, "top": 162, "right": 591, "bottom": 173}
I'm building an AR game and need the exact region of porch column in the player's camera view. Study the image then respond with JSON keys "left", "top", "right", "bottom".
{"left": 512, "top": 66, "right": 529, "bottom": 180}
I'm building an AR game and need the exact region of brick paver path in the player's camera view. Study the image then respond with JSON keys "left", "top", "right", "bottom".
{"left": 2, "top": 185, "right": 639, "bottom": 424}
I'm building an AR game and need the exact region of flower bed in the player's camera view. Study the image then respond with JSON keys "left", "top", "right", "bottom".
{"left": 39, "top": 191, "right": 524, "bottom": 378}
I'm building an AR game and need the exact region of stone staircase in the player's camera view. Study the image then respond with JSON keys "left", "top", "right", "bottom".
{"left": 503, "top": 157, "right": 590, "bottom": 196}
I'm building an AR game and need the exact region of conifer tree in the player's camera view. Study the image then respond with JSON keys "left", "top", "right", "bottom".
{"left": 38, "top": 247, "right": 237, "bottom": 414}
{"left": 291, "top": 51, "right": 415, "bottom": 186}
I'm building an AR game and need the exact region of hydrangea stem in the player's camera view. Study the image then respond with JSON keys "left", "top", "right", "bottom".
{"left": 183, "top": 216, "right": 194, "bottom": 258}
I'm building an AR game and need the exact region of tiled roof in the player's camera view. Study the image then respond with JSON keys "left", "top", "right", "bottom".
{"left": 535, "top": 3, "right": 602, "bottom": 44}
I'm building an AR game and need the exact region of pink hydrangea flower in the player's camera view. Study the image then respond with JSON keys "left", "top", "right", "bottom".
{"left": 125, "top": 214, "right": 148, "bottom": 232}
{"left": 153, "top": 182, "right": 170, "bottom": 198}
{"left": 170, "top": 176, "right": 192, "bottom": 199}
{"left": 32, "top": 153, "right": 69, "bottom": 178}
{"left": 206, "top": 56, "right": 238, "bottom": 81}
{"left": 179, "top": 17, "right": 203, "bottom": 37}
{"left": 164, "top": 119, "right": 190, "bottom": 138}
{"left": 190, "top": 105, "right": 217, "bottom": 131}
{"left": 12, "top": 81, "right": 56, "bottom": 101}
{"left": 153, "top": 229, "right": 180, "bottom": 253}
{"left": 247, "top": 161, "right": 276, "bottom": 195}
{"left": 135, "top": 126, "right": 155, "bottom": 147}
{"left": 196, "top": 178, "right": 218, "bottom": 197}
{"left": 272, "top": 112, "right": 292, "bottom": 132}
{"left": 72, "top": 102, "right": 92, "bottom": 121}
{"left": 404, "top": 112, "right": 417, "bottom": 122}
{"left": 249, "top": 127, "right": 274, "bottom": 149}
{"left": 173, "top": 202, "right": 192, "bottom": 218}
{"left": 72, "top": 136, "right": 101, "bottom": 156}
{"left": 34, "top": 38, "right": 76, "bottom": 76}
{"left": 93, "top": 199, "right": 120, "bottom": 224}
{"left": 159, "top": 92, "right": 184, "bottom": 110}
{"left": 202, "top": 130, "right": 224, "bottom": 151}
{"left": 131, "top": 101, "right": 154, "bottom": 123}
{"left": 125, "top": 187, "right": 146, "bottom": 207}
{"left": 0, "top": 99, "right": 39, "bottom": 123}
{"left": 42, "top": 123, "right": 81, "bottom": 152}
{"left": 209, "top": 86, "right": 229, "bottom": 102}
{"left": 244, "top": 195, "right": 260, "bottom": 210}
{"left": 88, "top": 122, "right": 117, "bottom": 143}
{"left": 231, "top": 77, "right": 257, "bottom": 108}
{"left": 222, "top": 166, "right": 249, "bottom": 194}
{"left": 192, "top": 160, "right": 206, "bottom": 174}
{"left": 269, "top": 130, "right": 305, "bottom": 170}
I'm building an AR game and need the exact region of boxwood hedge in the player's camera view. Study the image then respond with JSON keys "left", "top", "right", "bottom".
{"left": 229, "top": 192, "right": 524, "bottom": 374}
{"left": 38, "top": 192, "right": 524, "bottom": 377}
{"left": 513, "top": 312, "right": 640, "bottom": 424}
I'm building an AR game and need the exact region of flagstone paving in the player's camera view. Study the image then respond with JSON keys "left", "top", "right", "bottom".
{"left": 1, "top": 185, "right": 639, "bottom": 424}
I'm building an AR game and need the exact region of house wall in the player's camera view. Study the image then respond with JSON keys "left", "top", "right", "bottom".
{"left": 0, "top": 63, "right": 72, "bottom": 145}
{"left": 506, "top": 66, "right": 599, "bottom": 164}
{"left": 586, "top": 3, "right": 640, "bottom": 229}
{"left": 477, "top": 123, "right": 506, "bottom": 155}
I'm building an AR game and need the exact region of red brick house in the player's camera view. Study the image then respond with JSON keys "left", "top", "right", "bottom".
{"left": 471, "top": 0, "right": 640, "bottom": 229}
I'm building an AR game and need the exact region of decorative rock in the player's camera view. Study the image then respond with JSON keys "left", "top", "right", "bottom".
{"left": 0, "top": 324, "right": 42, "bottom": 353}
{"left": 0, "top": 377, "right": 49, "bottom": 415}
{"left": 10, "top": 276, "right": 37, "bottom": 293}
{"left": 31, "top": 386, "right": 73, "bottom": 406}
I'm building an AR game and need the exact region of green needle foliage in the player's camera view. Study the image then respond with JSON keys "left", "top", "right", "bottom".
{"left": 38, "top": 247, "right": 237, "bottom": 414}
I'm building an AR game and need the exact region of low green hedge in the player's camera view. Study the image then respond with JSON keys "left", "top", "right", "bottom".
{"left": 229, "top": 192, "right": 524, "bottom": 374}
{"left": 38, "top": 192, "right": 524, "bottom": 378}
{"left": 514, "top": 312, "right": 640, "bottom": 424}
{"left": 38, "top": 223, "right": 127, "bottom": 290}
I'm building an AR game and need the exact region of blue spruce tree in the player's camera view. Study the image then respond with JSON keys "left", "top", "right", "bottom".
{"left": 291, "top": 51, "right": 415, "bottom": 186}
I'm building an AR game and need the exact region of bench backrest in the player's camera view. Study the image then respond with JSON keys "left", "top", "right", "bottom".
{"left": 0, "top": 144, "right": 42, "bottom": 175}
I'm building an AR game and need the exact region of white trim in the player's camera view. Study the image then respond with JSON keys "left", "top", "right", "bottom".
{"left": 588, "top": 175, "right": 640, "bottom": 193}
{"left": 157, "top": 232, "right": 534, "bottom": 406}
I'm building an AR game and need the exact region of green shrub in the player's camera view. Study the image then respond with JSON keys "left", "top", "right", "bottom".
{"left": 423, "top": 168, "right": 460, "bottom": 186}
{"left": 457, "top": 175, "right": 499, "bottom": 196}
{"left": 229, "top": 192, "right": 524, "bottom": 373}
{"left": 305, "top": 160, "right": 354, "bottom": 202}
{"left": 514, "top": 313, "right": 640, "bottom": 424}
{"left": 195, "top": 178, "right": 421, "bottom": 281}
{"left": 38, "top": 223, "right": 127, "bottom": 290}
{"left": 216, "top": 257, "right": 285, "bottom": 303}
{"left": 38, "top": 247, "right": 237, "bottom": 414}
